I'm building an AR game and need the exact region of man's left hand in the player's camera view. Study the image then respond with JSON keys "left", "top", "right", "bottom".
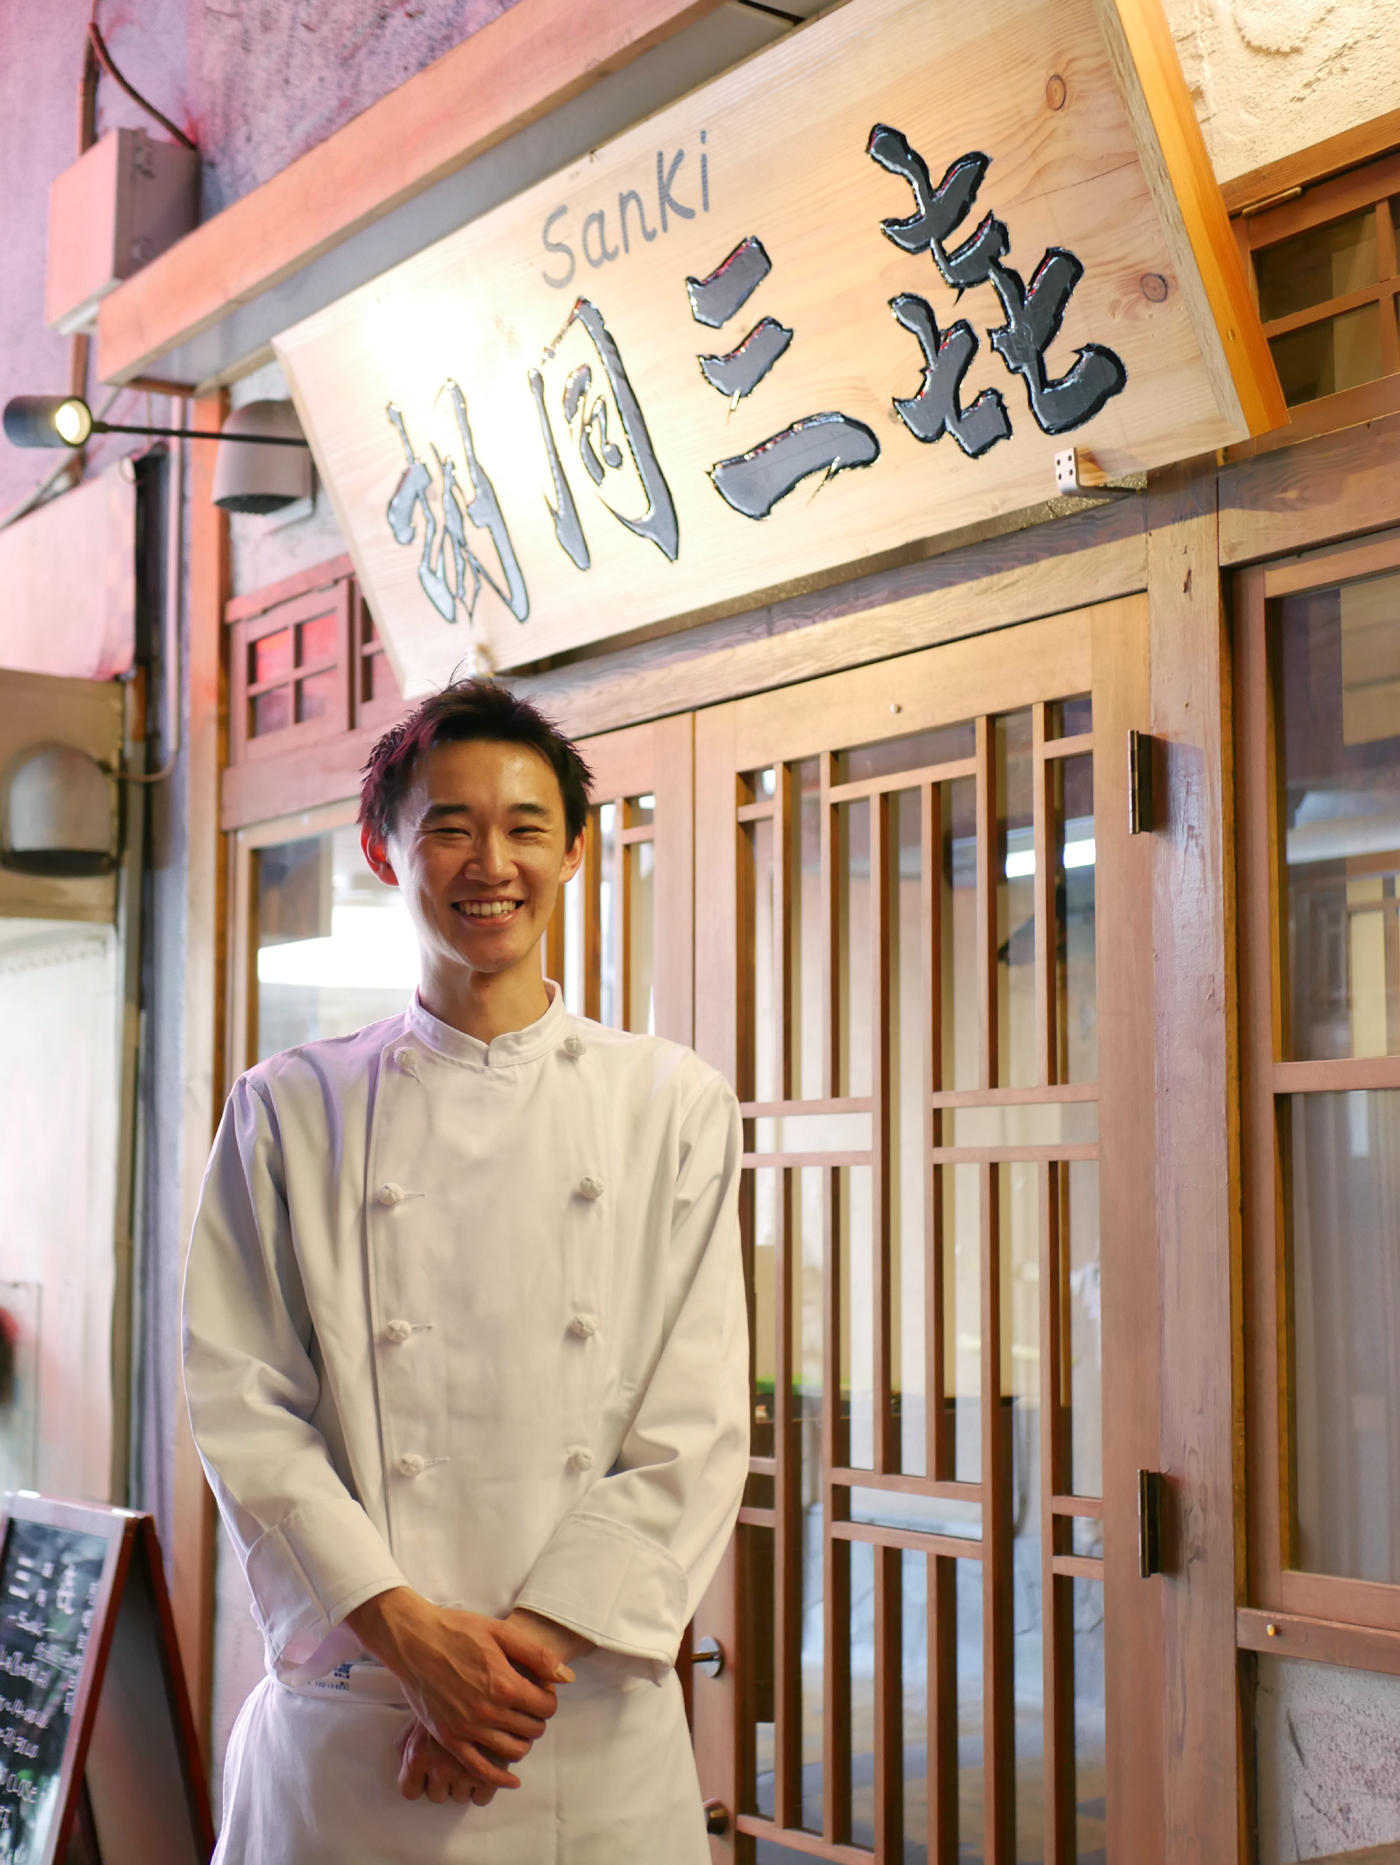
{"left": 396, "top": 1719, "right": 498, "bottom": 1805}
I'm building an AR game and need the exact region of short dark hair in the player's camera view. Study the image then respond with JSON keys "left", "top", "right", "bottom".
{"left": 359, "top": 679, "right": 593, "bottom": 846}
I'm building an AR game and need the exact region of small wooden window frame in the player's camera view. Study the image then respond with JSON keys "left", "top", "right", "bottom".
{"left": 1237, "top": 528, "right": 1400, "bottom": 1675}
{"left": 1232, "top": 149, "right": 1400, "bottom": 457}
{"left": 230, "top": 579, "right": 353, "bottom": 765}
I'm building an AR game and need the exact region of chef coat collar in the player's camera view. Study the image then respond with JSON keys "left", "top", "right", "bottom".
{"left": 405, "top": 979, "right": 568, "bottom": 1069}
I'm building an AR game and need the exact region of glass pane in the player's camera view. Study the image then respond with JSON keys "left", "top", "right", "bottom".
{"left": 752, "top": 1168, "right": 777, "bottom": 1462}
{"left": 255, "top": 824, "right": 418, "bottom": 1060}
{"left": 839, "top": 801, "right": 873, "bottom": 1097}
{"left": 1280, "top": 572, "right": 1400, "bottom": 1060}
{"left": 561, "top": 859, "right": 585, "bottom": 1014}
{"left": 1071, "top": 1575, "right": 1107, "bottom": 1863}
{"left": 296, "top": 610, "right": 339, "bottom": 667}
{"left": 598, "top": 803, "right": 617, "bottom": 1030}
{"left": 1256, "top": 208, "right": 1378, "bottom": 322}
{"left": 796, "top": 1167, "right": 825, "bottom": 1833}
{"left": 956, "top": 1558, "right": 985, "bottom": 1863}
{"left": 842, "top": 1163, "right": 875, "bottom": 1469}
{"left": 250, "top": 686, "right": 292, "bottom": 738}
{"left": 999, "top": 1162, "right": 1044, "bottom": 1865}
{"left": 893, "top": 791, "right": 926, "bottom": 1474}
{"left": 295, "top": 667, "right": 338, "bottom": 723}
{"left": 1060, "top": 756, "right": 1097, "bottom": 1085}
{"left": 997, "top": 712, "right": 1035, "bottom": 1088}
{"left": 1291, "top": 1090, "right": 1400, "bottom": 1583}
{"left": 1067, "top": 1161, "right": 1102, "bottom": 1499}
{"left": 840, "top": 719, "right": 976, "bottom": 783}
{"left": 1070, "top": 1515, "right": 1104, "bottom": 1559}
{"left": 942, "top": 777, "right": 978, "bottom": 1091}
{"left": 365, "top": 647, "right": 399, "bottom": 703}
{"left": 750, "top": 814, "right": 777, "bottom": 1100}
{"left": 948, "top": 1103, "right": 1097, "bottom": 1147}
{"left": 794, "top": 760, "right": 823, "bottom": 1100}
{"left": 849, "top": 1538, "right": 876, "bottom": 1848}
{"left": 626, "top": 838, "right": 654, "bottom": 1033}
{"left": 944, "top": 1161, "right": 981, "bottom": 1483}
{"left": 851, "top": 1488, "right": 981, "bottom": 1540}
{"left": 1269, "top": 302, "right": 1383, "bottom": 407}
{"left": 252, "top": 627, "right": 291, "bottom": 686}
{"left": 1051, "top": 695, "right": 1092, "bottom": 739}
{"left": 631, "top": 793, "right": 655, "bottom": 825}
{"left": 754, "top": 1110, "right": 872, "bottom": 1152}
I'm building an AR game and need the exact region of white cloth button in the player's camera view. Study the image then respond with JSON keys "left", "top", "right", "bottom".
{"left": 385, "top": 1318, "right": 413, "bottom": 1344}
{"left": 397, "top": 1453, "right": 426, "bottom": 1477}
{"left": 563, "top": 1035, "right": 585, "bottom": 1058}
{"left": 377, "top": 1182, "right": 404, "bottom": 1206}
{"left": 569, "top": 1312, "right": 598, "bottom": 1338}
{"left": 394, "top": 1048, "right": 418, "bottom": 1074}
{"left": 577, "top": 1176, "right": 604, "bottom": 1200}
{"left": 567, "top": 1446, "right": 594, "bottom": 1472}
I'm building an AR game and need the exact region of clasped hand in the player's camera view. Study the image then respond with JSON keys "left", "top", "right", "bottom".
{"left": 346, "top": 1589, "right": 590, "bottom": 1806}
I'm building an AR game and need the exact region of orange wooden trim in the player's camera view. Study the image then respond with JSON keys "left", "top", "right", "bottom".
{"left": 225, "top": 553, "right": 354, "bottom": 624}
{"left": 1222, "top": 105, "right": 1400, "bottom": 217}
{"left": 1093, "top": 0, "right": 1287, "bottom": 437}
{"left": 171, "top": 391, "right": 228, "bottom": 1771}
{"left": 96, "top": 0, "right": 726, "bottom": 387}
{"left": 1240, "top": 150, "right": 1400, "bottom": 251}
{"left": 1273, "top": 1057, "right": 1400, "bottom": 1094}
{"left": 1260, "top": 525, "right": 1400, "bottom": 599}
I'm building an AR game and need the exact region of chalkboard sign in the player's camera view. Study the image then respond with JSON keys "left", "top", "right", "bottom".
{"left": 0, "top": 1495, "right": 212, "bottom": 1865}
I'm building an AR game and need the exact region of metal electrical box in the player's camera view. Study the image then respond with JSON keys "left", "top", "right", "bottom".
{"left": 45, "top": 127, "right": 199, "bottom": 336}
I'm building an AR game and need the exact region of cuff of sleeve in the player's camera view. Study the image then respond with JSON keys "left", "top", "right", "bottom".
{"left": 514, "top": 1512, "right": 688, "bottom": 1669}
{"left": 244, "top": 1495, "right": 408, "bottom": 1677}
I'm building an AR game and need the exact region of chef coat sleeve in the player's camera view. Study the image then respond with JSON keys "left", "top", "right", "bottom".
{"left": 182, "top": 1074, "right": 410, "bottom": 1680}
{"left": 514, "top": 1067, "right": 748, "bottom": 1669}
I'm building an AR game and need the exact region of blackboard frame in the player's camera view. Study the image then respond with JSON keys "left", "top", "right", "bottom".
{"left": 0, "top": 1493, "right": 213, "bottom": 1865}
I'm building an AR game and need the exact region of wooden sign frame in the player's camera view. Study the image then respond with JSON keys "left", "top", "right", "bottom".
{"left": 0, "top": 1494, "right": 213, "bottom": 1865}
{"left": 277, "top": 0, "right": 1284, "bottom": 692}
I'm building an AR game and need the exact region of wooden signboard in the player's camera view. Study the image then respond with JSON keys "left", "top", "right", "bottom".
{"left": 275, "top": 0, "right": 1284, "bottom": 689}
{"left": 0, "top": 1495, "right": 212, "bottom": 1865}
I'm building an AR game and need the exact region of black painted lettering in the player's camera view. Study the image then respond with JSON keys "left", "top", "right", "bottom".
{"left": 617, "top": 189, "right": 657, "bottom": 254}
{"left": 541, "top": 205, "right": 575, "bottom": 290}
{"left": 528, "top": 368, "right": 590, "bottom": 571}
{"left": 987, "top": 249, "right": 1127, "bottom": 433}
{"left": 686, "top": 235, "right": 771, "bottom": 328}
{"left": 582, "top": 209, "right": 619, "bottom": 269}
{"left": 710, "top": 412, "right": 879, "bottom": 520}
{"left": 888, "top": 293, "right": 1011, "bottom": 458}
{"left": 698, "top": 317, "right": 792, "bottom": 400}
{"left": 656, "top": 148, "right": 695, "bottom": 233}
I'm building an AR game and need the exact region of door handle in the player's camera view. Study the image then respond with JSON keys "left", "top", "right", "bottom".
{"left": 1138, "top": 1468, "right": 1165, "bottom": 1577}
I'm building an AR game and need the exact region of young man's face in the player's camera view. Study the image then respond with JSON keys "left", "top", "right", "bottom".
{"left": 362, "top": 737, "right": 584, "bottom": 983}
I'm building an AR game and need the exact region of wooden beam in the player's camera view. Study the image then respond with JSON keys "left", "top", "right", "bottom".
{"left": 1147, "top": 457, "right": 1244, "bottom": 1865}
{"left": 1221, "top": 105, "right": 1400, "bottom": 217}
{"left": 512, "top": 499, "right": 1147, "bottom": 739}
{"left": 95, "top": 0, "right": 725, "bottom": 387}
{"left": 171, "top": 393, "right": 229, "bottom": 1767}
{"left": 1219, "top": 410, "right": 1400, "bottom": 566}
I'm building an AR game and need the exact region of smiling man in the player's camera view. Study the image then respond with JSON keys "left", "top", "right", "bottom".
{"left": 183, "top": 680, "right": 747, "bottom": 1863}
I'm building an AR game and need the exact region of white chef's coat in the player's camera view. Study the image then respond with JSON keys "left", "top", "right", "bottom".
{"left": 183, "top": 985, "right": 747, "bottom": 1863}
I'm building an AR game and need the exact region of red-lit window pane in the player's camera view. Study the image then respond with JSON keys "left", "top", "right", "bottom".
{"left": 297, "top": 612, "right": 338, "bottom": 667}
{"left": 252, "top": 629, "right": 292, "bottom": 687}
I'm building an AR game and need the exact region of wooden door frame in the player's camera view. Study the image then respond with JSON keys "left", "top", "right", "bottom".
{"left": 690, "top": 596, "right": 1159, "bottom": 1864}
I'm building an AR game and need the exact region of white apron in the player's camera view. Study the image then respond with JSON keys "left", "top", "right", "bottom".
{"left": 184, "top": 987, "right": 746, "bottom": 1862}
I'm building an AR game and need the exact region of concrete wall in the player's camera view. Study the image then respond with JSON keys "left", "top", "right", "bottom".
{"left": 1256, "top": 1653, "right": 1400, "bottom": 1862}
{"left": 1162, "top": 0, "right": 1400, "bottom": 186}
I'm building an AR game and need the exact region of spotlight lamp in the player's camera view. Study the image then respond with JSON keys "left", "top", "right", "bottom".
{"left": 2, "top": 396, "right": 311, "bottom": 451}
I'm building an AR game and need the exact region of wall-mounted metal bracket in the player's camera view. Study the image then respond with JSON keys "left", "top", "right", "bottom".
{"left": 1054, "top": 446, "right": 1134, "bottom": 501}
{"left": 1128, "top": 730, "right": 1156, "bottom": 834}
{"left": 1138, "top": 1468, "right": 1166, "bottom": 1577}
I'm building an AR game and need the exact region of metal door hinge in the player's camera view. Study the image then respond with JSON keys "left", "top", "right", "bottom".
{"left": 1138, "top": 1468, "right": 1165, "bottom": 1577}
{"left": 1128, "top": 730, "right": 1155, "bottom": 835}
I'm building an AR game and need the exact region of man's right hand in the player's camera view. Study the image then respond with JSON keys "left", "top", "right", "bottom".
{"left": 346, "top": 1587, "right": 572, "bottom": 1790}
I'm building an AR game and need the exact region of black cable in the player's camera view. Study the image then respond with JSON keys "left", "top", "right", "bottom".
{"left": 88, "top": 17, "right": 196, "bottom": 151}
{"left": 93, "top": 421, "right": 308, "bottom": 446}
